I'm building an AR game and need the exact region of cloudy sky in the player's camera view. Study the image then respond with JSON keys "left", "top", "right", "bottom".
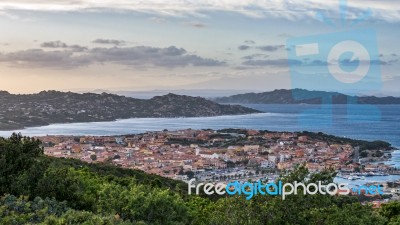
{"left": 0, "top": 0, "right": 399, "bottom": 95}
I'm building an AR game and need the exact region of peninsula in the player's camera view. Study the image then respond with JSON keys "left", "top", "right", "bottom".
{"left": 214, "top": 89, "right": 400, "bottom": 104}
{"left": 0, "top": 91, "right": 260, "bottom": 130}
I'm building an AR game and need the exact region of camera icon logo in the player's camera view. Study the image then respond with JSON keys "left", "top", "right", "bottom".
{"left": 287, "top": 29, "right": 382, "bottom": 128}
{"left": 288, "top": 29, "right": 381, "bottom": 93}
{"left": 328, "top": 40, "right": 371, "bottom": 84}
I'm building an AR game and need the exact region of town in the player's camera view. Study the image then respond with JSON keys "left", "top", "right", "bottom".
{"left": 37, "top": 128, "right": 397, "bottom": 182}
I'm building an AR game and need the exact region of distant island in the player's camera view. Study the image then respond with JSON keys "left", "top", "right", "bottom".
{"left": 0, "top": 91, "right": 260, "bottom": 130}
{"left": 214, "top": 89, "right": 400, "bottom": 104}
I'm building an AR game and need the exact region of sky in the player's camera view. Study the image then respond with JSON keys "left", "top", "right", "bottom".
{"left": 0, "top": 0, "right": 399, "bottom": 95}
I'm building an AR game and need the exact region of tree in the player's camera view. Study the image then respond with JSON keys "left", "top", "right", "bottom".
{"left": 90, "top": 154, "right": 97, "bottom": 161}
{"left": 380, "top": 201, "right": 400, "bottom": 223}
{"left": 226, "top": 160, "right": 235, "bottom": 168}
{"left": 0, "top": 133, "right": 43, "bottom": 196}
{"left": 184, "top": 171, "right": 195, "bottom": 179}
{"left": 360, "top": 151, "right": 368, "bottom": 158}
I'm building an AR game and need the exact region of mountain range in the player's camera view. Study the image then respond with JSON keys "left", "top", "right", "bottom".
{"left": 213, "top": 89, "right": 400, "bottom": 104}
{"left": 0, "top": 91, "right": 260, "bottom": 130}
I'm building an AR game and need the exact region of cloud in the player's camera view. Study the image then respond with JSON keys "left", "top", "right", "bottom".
{"left": 238, "top": 45, "right": 250, "bottom": 50}
{"left": 257, "top": 45, "right": 285, "bottom": 52}
{"left": 241, "top": 53, "right": 268, "bottom": 60}
{"left": 0, "top": 44, "right": 225, "bottom": 69}
{"left": 88, "top": 46, "right": 224, "bottom": 67}
{"left": 0, "top": 10, "right": 33, "bottom": 21}
{"left": 242, "top": 58, "right": 394, "bottom": 68}
{"left": 68, "top": 44, "right": 88, "bottom": 52}
{"left": 149, "top": 17, "right": 167, "bottom": 23}
{"left": 41, "top": 41, "right": 68, "bottom": 48}
{"left": 339, "top": 59, "right": 387, "bottom": 66}
{"left": 0, "top": 1, "right": 399, "bottom": 22}
{"left": 378, "top": 59, "right": 398, "bottom": 65}
{"left": 244, "top": 40, "right": 256, "bottom": 44}
{"left": 92, "top": 39, "right": 126, "bottom": 46}
{"left": 238, "top": 44, "right": 286, "bottom": 52}
{"left": 242, "top": 59, "right": 299, "bottom": 67}
{"left": 277, "top": 33, "right": 293, "bottom": 38}
{"left": 0, "top": 49, "right": 90, "bottom": 69}
{"left": 232, "top": 66, "right": 254, "bottom": 70}
{"left": 186, "top": 22, "right": 207, "bottom": 28}
{"left": 41, "top": 41, "right": 88, "bottom": 52}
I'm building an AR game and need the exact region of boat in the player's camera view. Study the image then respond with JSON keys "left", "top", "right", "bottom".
{"left": 336, "top": 173, "right": 345, "bottom": 178}
{"left": 347, "top": 176, "right": 357, "bottom": 180}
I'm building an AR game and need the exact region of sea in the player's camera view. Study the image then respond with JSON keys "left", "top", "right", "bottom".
{"left": 0, "top": 104, "right": 399, "bottom": 185}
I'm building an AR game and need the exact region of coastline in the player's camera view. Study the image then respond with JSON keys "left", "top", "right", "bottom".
{"left": 0, "top": 111, "right": 265, "bottom": 132}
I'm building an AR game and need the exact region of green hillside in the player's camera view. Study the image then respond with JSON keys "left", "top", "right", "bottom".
{"left": 1, "top": 134, "right": 399, "bottom": 225}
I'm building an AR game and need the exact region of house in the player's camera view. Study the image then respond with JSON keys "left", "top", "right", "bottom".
{"left": 268, "top": 154, "right": 278, "bottom": 163}
{"left": 260, "top": 160, "right": 275, "bottom": 169}
{"left": 298, "top": 136, "right": 308, "bottom": 142}
{"left": 199, "top": 151, "right": 219, "bottom": 159}
{"left": 277, "top": 162, "right": 293, "bottom": 170}
{"left": 115, "top": 137, "right": 125, "bottom": 145}
{"left": 243, "top": 145, "right": 260, "bottom": 152}
{"left": 295, "top": 149, "right": 305, "bottom": 157}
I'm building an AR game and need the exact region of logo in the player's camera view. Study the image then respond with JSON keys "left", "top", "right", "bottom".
{"left": 286, "top": 0, "right": 382, "bottom": 128}
{"left": 188, "top": 179, "right": 384, "bottom": 200}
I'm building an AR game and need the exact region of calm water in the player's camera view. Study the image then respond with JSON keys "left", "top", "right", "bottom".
{"left": 0, "top": 104, "right": 399, "bottom": 167}
{"left": 333, "top": 176, "right": 400, "bottom": 187}
{"left": 1, "top": 104, "right": 398, "bottom": 144}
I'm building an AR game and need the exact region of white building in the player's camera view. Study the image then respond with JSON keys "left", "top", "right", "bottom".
{"left": 260, "top": 160, "right": 276, "bottom": 169}
{"left": 268, "top": 154, "right": 278, "bottom": 162}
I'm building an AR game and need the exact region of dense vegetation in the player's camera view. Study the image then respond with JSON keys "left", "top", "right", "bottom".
{"left": 1, "top": 133, "right": 399, "bottom": 225}
{"left": 300, "top": 131, "right": 394, "bottom": 151}
{"left": 167, "top": 128, "right": 394, "bottom": 155}
{"left": 0, "top": 91, "right": 259, "bottom": 130}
